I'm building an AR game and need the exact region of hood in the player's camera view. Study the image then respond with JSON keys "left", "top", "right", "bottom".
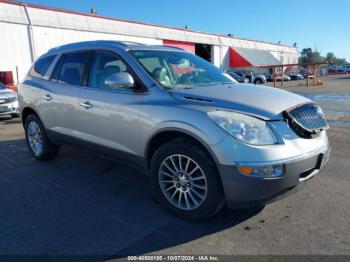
{"left": 0, "top": 88, "right": 17, "bottom": 99}
{"left": 170, "top": 84, "right": 311, "bottom": 120}
{"left": 0, "top": 87, "right": 14, "bottom": 94}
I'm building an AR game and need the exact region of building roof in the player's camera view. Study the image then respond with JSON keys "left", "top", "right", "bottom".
{"left": 0, "top": 0, "right": 298, "bottom": 53}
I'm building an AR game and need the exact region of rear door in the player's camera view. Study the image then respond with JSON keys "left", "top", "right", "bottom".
{"left": 77, "top": 50, "right": 144, "bottom": 157}
{"left": 39, "top": 51, "right": 92, "bottom": 138}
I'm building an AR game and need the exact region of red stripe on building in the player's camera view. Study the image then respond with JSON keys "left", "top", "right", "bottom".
{"left": 163, "top": 40, "right": 195, "bottom": 53}
{"left": 229, "top": 48, "right": 252, "bottom": 68}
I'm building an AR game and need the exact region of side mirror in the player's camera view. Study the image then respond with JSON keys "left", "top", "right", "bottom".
{"left": 104, "top": 72, "right": 135, "bottom": 89}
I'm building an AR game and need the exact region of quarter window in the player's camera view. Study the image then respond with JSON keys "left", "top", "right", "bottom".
{"left": 30, "top": 55, "right": 56, "bottom": 78}
{"left": 54, "top": 52, "right": 90, "bottom": 85}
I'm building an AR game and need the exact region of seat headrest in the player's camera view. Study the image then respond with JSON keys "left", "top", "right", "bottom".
{"left": 104, "top": 65, "right": 121, "bottom": 77}
{"left": 152, "top": 67, "right": 167, "bottom": 82}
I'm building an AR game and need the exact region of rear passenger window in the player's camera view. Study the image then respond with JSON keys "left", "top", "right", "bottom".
{"left": 53, "top": 51, "right": 90, "bottom": 85}
{"left": 30, "top": 55, "right": 56, "bottom": 78}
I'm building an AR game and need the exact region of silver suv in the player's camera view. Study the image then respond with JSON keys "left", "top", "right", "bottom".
{"left": 18, "top": 41, "right": 330, "bottom": 221}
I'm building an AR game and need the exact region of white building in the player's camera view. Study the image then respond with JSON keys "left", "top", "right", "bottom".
{"left": 0, "top": 0, "right": 299, "bottom": 84}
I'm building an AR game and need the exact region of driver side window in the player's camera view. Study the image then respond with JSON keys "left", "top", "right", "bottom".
{"left": 89, "top": 51, "right": 129, "bottom": 90}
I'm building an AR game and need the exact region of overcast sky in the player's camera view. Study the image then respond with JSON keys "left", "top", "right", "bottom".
{"left": 24, "top": 0, "right": 350, "bottom": 61}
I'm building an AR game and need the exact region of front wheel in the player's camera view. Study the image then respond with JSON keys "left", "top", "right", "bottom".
{"left": 25, "top": 114, "right": 60, "bottom": 160}
{"left": 150, "top": 140, "right": 225, "bottom": 221}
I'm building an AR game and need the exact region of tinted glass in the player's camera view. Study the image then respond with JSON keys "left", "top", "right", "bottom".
{"left": 0, "top": 82, "right": 7, "bottom": 90}
{"left": 89, "top": 51, "right": 131, "bottom": 89}
{"left": 30, "top": 55, "right": 56, "bottom": 78}
{"left": 51, "top": 55, "right": 64, "bottom": 82}
{"left": 57, "top": 52, "right": 90, "bottom": 85}
{"left": 130, "top": 50, "right": 232, "bottom": 89}
{"left": 227, "top": 71, "right": 240, "bottom": 78}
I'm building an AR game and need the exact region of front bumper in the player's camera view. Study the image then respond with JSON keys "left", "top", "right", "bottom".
{"left": 217, "top": 143, "right": 331, "bottom": 209}
{"left": 0, "top": 101, "right": 19, "bottom": 115}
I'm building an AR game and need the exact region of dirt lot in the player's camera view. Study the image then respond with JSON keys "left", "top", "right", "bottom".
{"left": 0, "top": 76, "right": 349, "bottom": 259}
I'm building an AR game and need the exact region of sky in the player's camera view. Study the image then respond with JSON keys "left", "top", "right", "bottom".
{"left": 23, "top": 0, "right": 350, "bottom": 61}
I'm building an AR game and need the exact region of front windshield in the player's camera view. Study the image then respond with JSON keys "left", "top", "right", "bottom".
{"left": 129, "top": 50, "right": 234, "bottom": 89}
{"left": 0, "top": 82, "right": 7, "bottom": 90}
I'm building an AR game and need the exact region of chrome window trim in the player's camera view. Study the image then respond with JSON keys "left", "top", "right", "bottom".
{"left": 80, "top": 85, "right": 149, "bottom": 96}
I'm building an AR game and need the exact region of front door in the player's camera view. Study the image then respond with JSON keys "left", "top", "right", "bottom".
{"left": 77, "top": 50, "right": 143, "bottom": 157}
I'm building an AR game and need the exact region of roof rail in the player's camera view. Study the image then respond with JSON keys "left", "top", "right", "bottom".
{"left": 162, "top": 45, "right": 185, "bottom": 51}
{"left": 47, "top": 40, "right": 128, "bottom": 53}
{"left": 120, "top": 41, "right": 146, "bottom": 46}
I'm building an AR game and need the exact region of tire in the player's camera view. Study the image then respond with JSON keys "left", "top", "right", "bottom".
{"left": 150, "top": 140, "right": 225, "bottom": 221}
{"left": 24, "top": 114, "right": 59, "bottom": 160}
{"left": 254, "top": 79, "right": 262, "bottom": 85}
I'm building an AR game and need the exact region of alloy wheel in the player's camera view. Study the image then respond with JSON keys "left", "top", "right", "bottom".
{"left": 159, "top": 154, "right": 208, "bottom": 210}
{"left": 27, "top": 121, "right": 43, "bottom": 156}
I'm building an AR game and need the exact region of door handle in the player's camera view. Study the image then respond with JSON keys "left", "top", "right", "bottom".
{"left": 43, "top": 94, "right": 52, "bottom": 101}
{"left": 80, "top": 101, "right": 94, "bottom": 109}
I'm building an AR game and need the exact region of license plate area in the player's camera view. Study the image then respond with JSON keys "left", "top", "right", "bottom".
{"left": 0, "top": 105, "right": 9, "bottom": 113}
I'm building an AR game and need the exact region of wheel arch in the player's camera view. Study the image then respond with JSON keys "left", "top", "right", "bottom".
{"left": 21, "top": 106, "right": 41, "bottom": 127}
{"left": 145, "top": 128, "right": 220, "bottom": 170}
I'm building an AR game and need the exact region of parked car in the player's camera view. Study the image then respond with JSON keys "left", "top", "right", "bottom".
{"left": 328, "top": 65, "right": 347, "bottom": 74}
{"left": 299, "top": 67, "right": 309, "bottom": 78}
{"left": 0, "top": 82, "right": 19, "bottom": 118}
{"left": 269, "top": 73, "right": 291, "bottom": 81}
{"left": 225, "top": 71, "right": 249, "bottom": 83}
{"left": 229, "top": 69, "right": 266, "bottom": 85}
{"left": 264, "top": 73, "right": 273, "bottom": 82}
{"left": 18, "top": 41, "right": 330, "bottom": 221}
{"left": 288, "top": 72, "right": 304, "bottom": 80}
{"left": 340, "top": 64, "right": 350, "bottom": 73}
{"left": 328, "top": 64, "right": 340, "bottom": 73}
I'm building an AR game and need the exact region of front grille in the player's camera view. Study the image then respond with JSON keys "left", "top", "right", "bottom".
{"left": 0, "top": 96, "right": 16, "bottom": 104}
{"left": 285, "top": 103, "right": 329, "bottom": 139}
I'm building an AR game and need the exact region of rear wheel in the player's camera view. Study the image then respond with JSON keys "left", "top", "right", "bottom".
{"left": 25, "top": 114, "right": 59, "bottom": 160}
{"left": 151, "top": 140, "right": 224, "bottom": 221}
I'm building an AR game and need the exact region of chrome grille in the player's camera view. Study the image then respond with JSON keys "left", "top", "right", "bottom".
{"left": 285, "top": 103, "right": 328, "bottom": 138}
{"left": 0, "top": 96, "right": 16, "bottom": 104}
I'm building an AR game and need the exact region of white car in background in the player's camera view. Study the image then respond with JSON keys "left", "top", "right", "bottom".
{"left": 0, "top": 82, "right": 19, "bottom": 118}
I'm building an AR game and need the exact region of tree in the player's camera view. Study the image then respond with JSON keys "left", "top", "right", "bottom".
{"left": 299, "top": 48, "right": 347, "bottom": 65}
{"left": 326, "top": 52, "right": 335, "bottom": 63}
{"left": 300, "top": 48, "right": 325, "bottom": 64}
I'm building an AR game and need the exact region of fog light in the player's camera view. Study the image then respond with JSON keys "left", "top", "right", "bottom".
{"left": 238, "top": 165, "right": 283, "bottom": 177}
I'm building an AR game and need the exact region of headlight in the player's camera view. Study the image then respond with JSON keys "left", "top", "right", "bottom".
{"left": 207, "top": 111, "right": 277, "bottom": 145}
